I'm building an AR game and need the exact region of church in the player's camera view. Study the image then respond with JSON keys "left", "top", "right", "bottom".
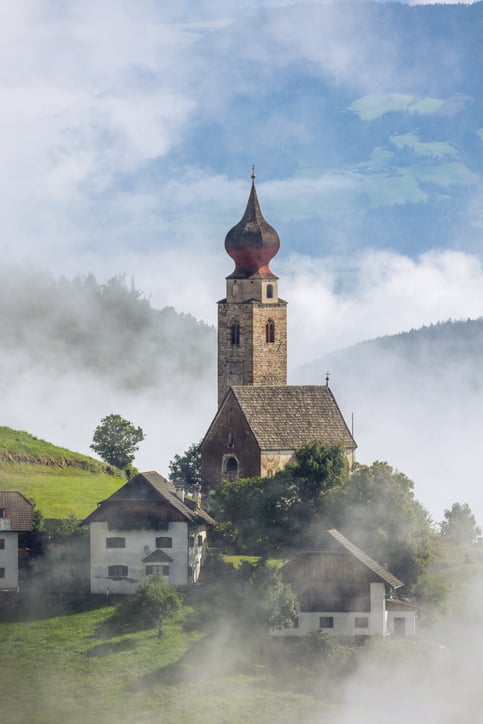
{"left": 200, "top": 173, "right": 356, "bottom": 490}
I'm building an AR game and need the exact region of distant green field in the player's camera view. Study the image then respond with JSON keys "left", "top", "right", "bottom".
{"left": 0, "top": 425, "right": 125, "bottom": 521}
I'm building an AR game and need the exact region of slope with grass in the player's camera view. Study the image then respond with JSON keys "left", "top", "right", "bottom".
{"left": 0, "top": 599, "right": 337, "bottom": 724}
{"left": 0, "top": 426, "right": 125, "bottom": 521}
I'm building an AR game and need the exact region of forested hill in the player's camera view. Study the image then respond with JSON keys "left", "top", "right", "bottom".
{"left": 296, "top": 317, "right": 483, "bottom": 382}
{"left": 0, "top": 271, "right": 215, "bottom": 392}
{"left": 293, "top": 317, "right": 483, "bottom": 521}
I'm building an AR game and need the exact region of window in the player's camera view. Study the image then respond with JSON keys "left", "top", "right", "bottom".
{"left": 319, "top": 616, "right": 334, "bottom": 628}
{"left": 0, "top": 567, "right": 5, "bottom": 578}
{"left": 355, "top": 617, "right": 369, "bottom": 628}
{"left": 231, "top": 321, "right": 240, "bottom": 345}
{"left": 106, "top": 537, "right": 125, "bottom": 548}
{"left": 198, "top": 534, "right": 203, "bottom": 546}
{"left": 225, "top": 457, "right": 238, "bottom": 481}
{"left": 0, "top": 539, "right": 5, "bottom": 550}
{"left": 266, "top": 284, "right": 273, "bottom": 299}
{"left": 108, "top": 565, "right": 128, "bottom": 577}
{"left": 155, "top": 537, "right": 172, "bottom": 548}
{"left": 265, "top": 319, "right": 275, "bottom": 343}
{"left": 189, "top": 536, "right": 194, "bottom": 548}
{"left": 146, "top": 565, "right": 169, "bottom": 576}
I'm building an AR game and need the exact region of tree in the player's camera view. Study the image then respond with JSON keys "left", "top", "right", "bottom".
{"left": 440, "top": 502, "right": 476, "bottom": 545}
{"left": 119, "top": 575, "right": 183, "bottom": 635}
{"left": 169, "top": 441, "right": 202, "bottom": 487}
{"left": 286, "top": 440, "right": 349, "bottom": 510}
{"left": 90, "top": 414, "right": 144, "bottom": 470}
{"left": 325, "top": 461, "right": 435, "bottom": 585}
{"left": 213, "top": 441, "right": 349, "bottom": 553}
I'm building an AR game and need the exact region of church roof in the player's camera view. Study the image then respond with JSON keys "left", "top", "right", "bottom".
{"left": 228, "top": 385, "right": 356, "bottom": 450}
{"left": 224, "top": 177, "right": 280, "bottom": 278}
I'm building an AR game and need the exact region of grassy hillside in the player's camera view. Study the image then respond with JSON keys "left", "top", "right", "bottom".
{"left": 0, "top": 426, "right": 125, "bottom": 521}
{"left": 0, "top": 602, "right": 335, "bottom": 724}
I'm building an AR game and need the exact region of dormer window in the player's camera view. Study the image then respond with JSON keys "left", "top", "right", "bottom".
{"left": 231, "top": 321, "right": 240, "bottom": 345}
{"left": 266, "top": 319, "right": 275, "bottom": 343}
{"left": 266, "top": 284, "right": 273, "bottom": 299}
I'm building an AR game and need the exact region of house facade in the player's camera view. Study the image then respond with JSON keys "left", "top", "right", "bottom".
{"left": 0, "top": 491, "right": 33, "bottom": 589}
{"left": 200, "top": 172, "right": 356, "bottom": 490}
{"left": 82, "top": 471, "right": 214, "bottom": 594}
{"left": 275, "top": 529, "right": 416, "bottom": 640}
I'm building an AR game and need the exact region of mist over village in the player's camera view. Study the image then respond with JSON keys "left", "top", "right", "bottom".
{"left": 2, "top": 2, "right": 483, "bottom": 723}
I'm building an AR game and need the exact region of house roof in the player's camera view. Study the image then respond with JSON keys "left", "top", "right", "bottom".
{"left": 82, "top": 471, "right": 215, "bottom": 527}
{"left": 304, "top": 528, "right": 404, "bottom": 590}
{"left": 226, "top": 385, "right": 356, "bottom": 451}
{"left": 0, "top": 491, "right": 33, "bottom": 531}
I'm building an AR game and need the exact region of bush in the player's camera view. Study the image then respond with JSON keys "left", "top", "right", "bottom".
{"left": 116, "top": 576, "right": 183, "bottom": 634}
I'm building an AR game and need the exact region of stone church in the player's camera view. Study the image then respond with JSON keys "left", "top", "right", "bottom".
{"left": 200, "top": 173, "right": 356, "bottom": 490}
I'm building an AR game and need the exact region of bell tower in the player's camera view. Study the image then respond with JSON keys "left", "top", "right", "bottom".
{"left": 217, "top": 172, "right": 287, "bottom": 404}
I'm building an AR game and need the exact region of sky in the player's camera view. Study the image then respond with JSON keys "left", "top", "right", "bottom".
{"left": 1, "top": 0, "right": 483, "bottom": 523}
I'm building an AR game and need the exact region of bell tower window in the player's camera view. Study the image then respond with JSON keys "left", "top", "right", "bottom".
{"left": 266, "top": 319, "right": 275, "bottom": 343}
{"left": 267, "top": 284, "right": 273, "bottom": 299}
{"left": 231, "top": 321, "right": 240, "bottom": 345}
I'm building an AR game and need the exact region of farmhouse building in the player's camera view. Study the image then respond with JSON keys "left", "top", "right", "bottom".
{"left": 0, "top": 491, "right": 33, "bottom": 589}
{"left": 276, "top": 528, "right": 416, "bottom": 640}
{"left": 200, "top": 173, "right": 356, "bottom": 489}
{"left": 82, "top": 471, "right": 214, "bottom": 595}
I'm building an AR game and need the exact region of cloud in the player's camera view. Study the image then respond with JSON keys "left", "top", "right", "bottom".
{"left": 283, "top": 249, "right": 483, "bottom": 367}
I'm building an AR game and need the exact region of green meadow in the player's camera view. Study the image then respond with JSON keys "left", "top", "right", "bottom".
{"left": 0, "top": 600, "right": 337, "bottom": 724}
{"left": 0, "top": 426, "right": 125, "bottom": 521}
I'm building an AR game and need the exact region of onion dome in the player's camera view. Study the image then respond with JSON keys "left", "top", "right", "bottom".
{"left": 225, "top": 171, "right": 280, "bottom": 278}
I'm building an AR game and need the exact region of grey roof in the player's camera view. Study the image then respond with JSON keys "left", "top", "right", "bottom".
{"left": 83, "top": 471, "right": 215, "bottom": 527}
{"left": 229, "top": 385, "right": 356, "bottom": 450}
{"left": 142, "top": 549, "right": 173, "bottom": 563}
{"left": 319, "top": 529, "right": 403, "bottom": 589}
{"left": 0, "top": 491, "right": 33, "bottom": 531}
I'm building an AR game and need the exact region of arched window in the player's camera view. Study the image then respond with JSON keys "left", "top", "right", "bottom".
{"left": 266, "top": 319, "right": 275, "bottom": 343}
{"left": 266, "top": 284, "right": 273, "bottom": 299}
{"left": 225, "top": 456, "right": 239, "bottom": 481}
{"left": 231, "top": 321, "right": 240, "bottom": 345}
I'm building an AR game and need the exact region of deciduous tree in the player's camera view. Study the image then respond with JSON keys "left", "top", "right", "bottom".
{"left": 90, "top": 413, "right": 144, "bottom": 470}
{"left": 325, "top": 461, "right": 435, "bottom": 584}
{"left": 169, "top": 441, "right": 202, "bottom": 487}
{"left": 440, "top": 502, "right": 476, "bottom": 545}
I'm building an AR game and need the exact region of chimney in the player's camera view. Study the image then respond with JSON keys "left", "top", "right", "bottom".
{"left": 193, "top": 484, "right": 201, "bottom": 508}
{"left": 175, "top": 484, "right": 185, "bottom": 502}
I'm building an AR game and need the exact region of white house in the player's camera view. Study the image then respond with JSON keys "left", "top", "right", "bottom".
{"left": 0, "top": 491, "right": 33, "bottom": 589}
{"left": 82, "top": 471, "right": 215, "bottom": 595}
{"left": 275, "top": 529, "right": 417, "bottom": 640}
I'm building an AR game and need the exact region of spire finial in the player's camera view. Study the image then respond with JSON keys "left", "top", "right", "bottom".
{"left": 325, "top": 371, "right": 330, "bottom": 386}
{"left": 251, "top": 165, "right": 256, "bottom": 184}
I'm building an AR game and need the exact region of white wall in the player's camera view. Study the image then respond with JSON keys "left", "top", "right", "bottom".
{"left": 273, "top": 582, "right": 387, "bottom": 638}
{"left": 189, "top": 527, "right": 207, "bottom": 583}
{"left": 387, "top": 610, "right": 417, "bottom": 636}
{"left": 89, "top": 521, "right": 189, "bottom": 594}
{"left": 0, "top": 532, "right": 19, "bottom": 589}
